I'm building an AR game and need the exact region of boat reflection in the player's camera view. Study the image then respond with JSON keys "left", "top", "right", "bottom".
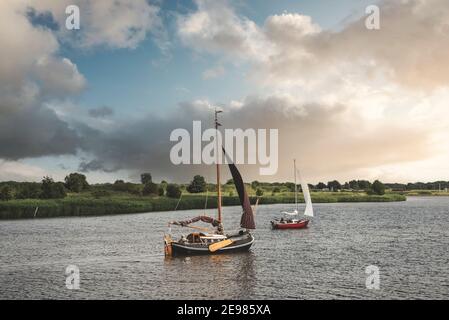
{"left": 163, "top": 252, "right": 256, "bottom": 299}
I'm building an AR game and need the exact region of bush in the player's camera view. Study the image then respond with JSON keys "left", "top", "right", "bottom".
{"left": 256, "top": 188, "right": 264, "bottom": 197}
{"left": 187, "top": 175, "right": 206, "bottom": 193}
{"left": 112, "top": 180, "right": 140, "bottom": 194}
{"left": 166, "top": 184, "right": 182, "bottom": 198}
{"left": 372, "top": 180, "right": 386, "bottom": 195}
{"left": 41, "top": 177, "right": 66, "bottom": 199}
{"left": 142, "top": 182, "right": 158, "bottom": 196}
{"left": 16, "top": 183, "right": 41, "bottom": 199}
{"left": 158, "top": 187, "right": 165, "bottom": 196}
{"left": 91, "top": 190, "right": 111, "bottom": 198}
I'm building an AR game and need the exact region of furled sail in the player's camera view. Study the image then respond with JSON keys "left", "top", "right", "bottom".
{"left": 170, "top": 215, "right": 221, "bottom": 227}
{"left": 223, "top": 148, "right": 256, "bottom": 229}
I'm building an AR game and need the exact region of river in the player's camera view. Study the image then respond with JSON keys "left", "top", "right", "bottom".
{"left": 0, "top": 197, "right": 448, "bottom": 299}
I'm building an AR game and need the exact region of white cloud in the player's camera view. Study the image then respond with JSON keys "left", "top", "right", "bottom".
{"left": 0, "top": 1, "right": 86, "bottom": 106}
{"left": 173, "top": 0, "right": 449, "bottom": 182}
{"left": 178, "top": 0, "right": 272, "bottom": 61}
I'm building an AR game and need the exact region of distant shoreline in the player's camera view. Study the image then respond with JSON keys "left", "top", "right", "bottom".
{"left": 0, "top": 192, "right": 406, "bottom": 220}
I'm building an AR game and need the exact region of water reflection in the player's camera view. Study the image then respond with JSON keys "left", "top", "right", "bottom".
{"left": 163, "top": 252, "right": 256, "bottom": 299}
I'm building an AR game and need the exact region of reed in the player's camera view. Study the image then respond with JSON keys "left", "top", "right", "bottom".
{"left": 0, "top": 192, "right": 406, "bottom": 220}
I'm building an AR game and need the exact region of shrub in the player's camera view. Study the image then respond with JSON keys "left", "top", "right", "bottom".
{"left": 112, "top": 181, "right": 141, "bottom": 194}
{"left": 256, "top": 188, "right": 264, "bottom": 197}
{"left": 158, "top": 187, "right": 165, "bottom": 196}
{"left": 142, "top": 182, "right": 158, "bottom": 196}
{"left": 166, "top": 184, "right": 182, "bottom": 198}
{"left": 16, "top": 183, "right": 41, "bottom": 199}
{"left": 92, "top": 190, "right": 111, "bottom": 198}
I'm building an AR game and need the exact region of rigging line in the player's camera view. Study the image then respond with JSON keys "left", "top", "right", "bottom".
{"left": 174, "top": 192, "right": 183, "bottom": 211}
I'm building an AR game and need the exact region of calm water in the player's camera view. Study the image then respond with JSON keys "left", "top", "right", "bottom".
{"left": 0, "top": 197, "right": 448, "bottom": 300}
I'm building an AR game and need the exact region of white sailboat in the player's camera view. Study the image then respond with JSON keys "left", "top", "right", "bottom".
{"left": 272, "top": 159, "right": 313, "bottom": 229}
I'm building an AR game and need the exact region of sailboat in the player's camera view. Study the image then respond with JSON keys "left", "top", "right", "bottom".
{"left": 164, "top": 110, "right": 256, "bottom": 256}
{"left": 271, "top": 159, "right": 314, "bottom": 230}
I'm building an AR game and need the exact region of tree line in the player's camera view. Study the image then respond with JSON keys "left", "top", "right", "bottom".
{"left": 1, "top": 172, "right": 448, "bottom": 201}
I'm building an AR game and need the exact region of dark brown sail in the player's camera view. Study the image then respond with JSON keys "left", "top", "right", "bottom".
{"left": 223, "top": 149, "right": 256, "bottom": 229}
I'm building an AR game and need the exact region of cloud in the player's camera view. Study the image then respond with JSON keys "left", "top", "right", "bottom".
{"left": 177, "top": 0, "right": 271, "bottom": 61}
{"left": 262, "top": 0, "right": 449, "bottom": 90}
{"left": 88, "top": 106, "right": 114, "bottom": 118}
{"left": 75, "top": 95, "right": 433, "bottom": 183}
{"left": 29, "top": 0, "right": 163, "bottom": 50}
{"left": 0, "top": 1, "right": 85, "bottom": 161}
{"left": 0, "top": 106, "right": 81, "bottom": 159}
{"left": 179, "top": 0, "right": 449, "bottom": 91}
{"left": 79, "top": 159, "right": 118, "bottom": 173}
{"left": 0, "top": 0, "right": 160, "bottom": 163}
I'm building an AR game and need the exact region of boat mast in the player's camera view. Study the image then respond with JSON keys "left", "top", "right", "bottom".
{"left": 294, "top": 159, "right": 298, "bottom": 212}
{"left": 215, "top": 108, "right": 223, "bottom": 224}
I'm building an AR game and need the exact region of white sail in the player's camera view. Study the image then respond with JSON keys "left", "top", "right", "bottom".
{"left": 298, "top": 170, "right": 314, "bottom": 217}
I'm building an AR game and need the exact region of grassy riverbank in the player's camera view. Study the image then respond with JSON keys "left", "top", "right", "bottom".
{"left": 0, "top": 191, "right": 406, "bottom": 220}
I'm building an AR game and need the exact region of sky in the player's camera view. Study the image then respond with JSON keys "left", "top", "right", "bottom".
{"left": 0, "top": 0, "right": 448, "bottom": 184}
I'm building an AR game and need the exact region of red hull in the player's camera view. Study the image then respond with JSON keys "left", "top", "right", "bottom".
{"left": 271, "top": 220, "right": 309, "bottom": 230}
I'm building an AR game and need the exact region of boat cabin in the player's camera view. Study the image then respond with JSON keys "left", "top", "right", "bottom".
{"left": 184, "top": 232, "right": 227, "bottom": 244}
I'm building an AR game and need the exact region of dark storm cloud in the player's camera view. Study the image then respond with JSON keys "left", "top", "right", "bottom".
{"left": 88, "top": 106, "right": 114, "bottom": 118}
{"left": 0, "top": 106, "right": 81, "bottom": 159}
{"left": 79, "top": 159, "right": 118, "bottom": 173}
{"left": 76, "top": 96, "right": 432, "bottom": 182}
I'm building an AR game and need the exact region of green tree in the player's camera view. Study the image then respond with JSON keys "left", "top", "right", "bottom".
{"left": 251, "top": 181, "right": 260, "bottom": 190}
{"left": 256, "top": 188, "right": 264, "bottom": 197}
{"left": 158, "top": 186, "right": 165, "bottom": 196}
{"left": 41, "top": 177, "right": 66, "bottom": 199}
{"left": 140, "top": 173, "right": 152, "bottom": 185}
{"left": 226, "top": 179, "right": 234, "bottom": 185}
{"left": 272, "top": 187, "right": 280, "bottom": 193}
{"left": 349, "top": 180, "right": 359, "bottom": 190}
{"left": 187, "top": 175, "right": 206, "bottom": 193}
{"left": 327, "top": 180, "right": 342, "bottom": 191}
{"left": 357, "top": 180, "right": 372, "bottom": 190}
{"left": 16, "top": 183, "right": 41, "bottom": 199}
{"left": 166, "top": 184, "right": 182, "bottom": 198}
{"left": 142, "top": 182, "right": 158, "bottom": 196}
{"left": 64, "top": 173, "right": 89, "bottom": 192}
{"left": 372, "top": 180, "right": 386, "bottom": 195}
{"left": 0, "top": 185, "right": 13, "bottom": 201}
{"left": 316, "top": 182, "right": 327, "bottom": 190}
